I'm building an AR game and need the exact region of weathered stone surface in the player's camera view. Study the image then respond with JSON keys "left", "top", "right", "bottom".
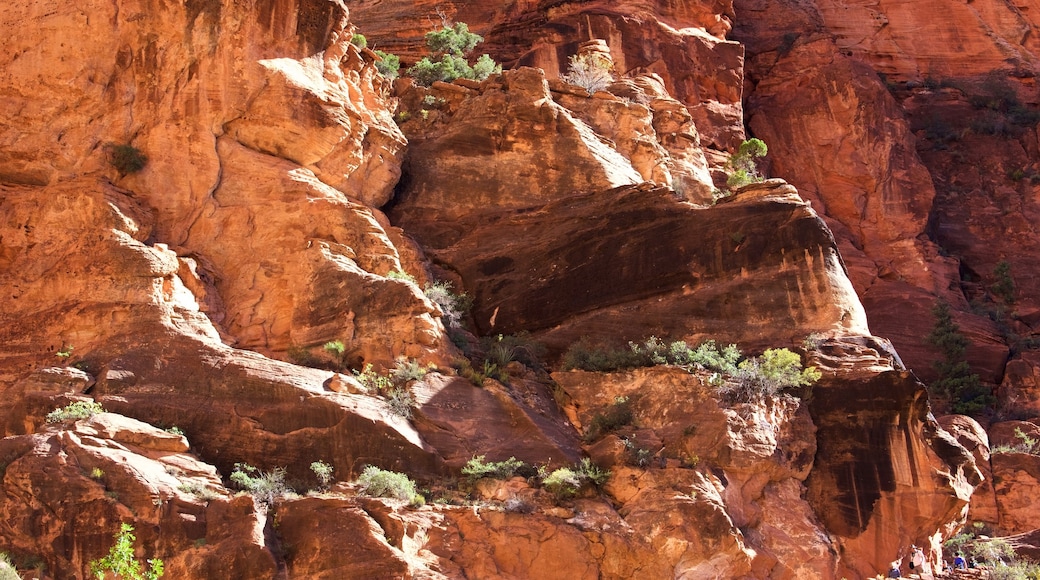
{"left": 348, "top": 0, "right": 746, "bottom": 150}
{"left": 395, "top": 177, "right": 868, "bottom": 353}
{"left": 0, "top": 0, "right": 450, "bottom": 369}
{"left": 413, "top": 373, "right": 582, "bottom": 470}
{"left": 0, "top": 415, "right": 277, "bottom": 580}
{"left": 804, "top": 340, "right": 980, "bottom": 577}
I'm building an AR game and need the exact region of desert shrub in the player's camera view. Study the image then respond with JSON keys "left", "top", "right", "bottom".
{"left": 176, "top": 482, "right": 221, "bottom": 502}
{"left": 725, "top": 138, "right": 768, "bottom": 189}
{"left": 622, "top": 437, "right": 655, "bottom": 467}
{"left": 541, "top": 459, "right": 609, "bottom": 499}
{"left": 802, "top": 333, "right": 825, "bottom": 351}
{"left": 691, "top": 340, "right": 739, "bottom": 370}
{"left": 356, "top": 466, "right": 419, "bottom": 501}
{"left": 385, "top": 386, "right": 416, "bottom": 419}
{"left": 561, "top": 52, "right": 613, "bottom": 94}
{"left": 461, "top": 455, "right": 525, "bottom": 483}
{"left": 503, "top": 497, "right": 536, "bottom": 513}
{"left": 561, "top": 336, "right": 669, "bottom": 372}
{"left": 106, "top": 144, "right": 148, "bottom": 175}
{"left": 56, "top": 344, "right": 74, "bottom": 360}
{"left": 585, "top": 396, "right": 633, "bottom": 441}
{"left": 391, "top": 358, "right": 432, "bottom": 384}
{"left": 424, "top": 281, "right": 471, "bottom": 329}
{"left": 989, "top": 561, "right": 1040, "bottom": 580}
{"left": 0, "top": 553, "right": 18, "bottom": 580}
{"left": 718, "top": 348, "right": 820, "bottom": 402}
{"left": 992, "top": 260, "right": 1016, "bottom": 308}
{"left": 374, "top": 50, "right": 400, "bottom": 78}
{"left": 90, "top": 523, "right": 164, "bottom": 580}
{"left": 992, "top": 428, "right": 1040, "bottom": 455}
{"left": 353, "top": 364, "right": 393, "bottom": 393}
{"left": 229, "top": 463, "right": 292, "bottom": 505}
{"left": 481, "top": 332, "right": 546, "bottom": 369}
{"left": 542, "top": 467, "right": 582, "bottom": 498}
{"left": 310, "top": 461, "right": 334, "bottom": 491}
{"left": 46, "top": 401, "right": 104, "bottom": 423}
{"left": 350, "top": 33, "right": 367, "bottom": 48}
{"left": 407, "top": 22, "right": 500, "bottom": 86}
{"left": 928, "top": 301, "right": 994, "bottom": 415}
{"left": 386, "top": 269, "right": 416, "bottom": 284}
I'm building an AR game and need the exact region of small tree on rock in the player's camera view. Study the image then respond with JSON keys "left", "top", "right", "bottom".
{"left": 726, "top": 138, "right": 768, "bottom": 189}
{"left": 561, "top": 53, "right": 613, "bottom": 94}
{"left": 407, "top": 22, "right": 501, "bottom": 86}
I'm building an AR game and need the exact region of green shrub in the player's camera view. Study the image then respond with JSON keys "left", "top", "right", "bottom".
{"left": 542, "top": 459, "right": 610, "bottom": 498}
{"left": 425, "top": 22, "right": 481, "bottom": 55}
{"left": 542, "top": 467, "right": 582, "bottom": 498}
{"left": 584, "top": 396, "right": 633, "bottom": 441}
{"left": 56, "top": 344, "right": 74, "bottom": 360}
{"left": 310, "top": 461, "right": 334, "bottom": 491}
{"left": 229, "top": 463, "right": 291, "bottom": 505}
{"left": 386, "top": 269, "right": 416, "bottom": 284}
{"left": 725, "top": 138, "right": 767, "bottom": 189}
{"left": 90, "top": 523, "right": 164, "bottom": 580}
{"left": 391, "top": 358, "right": 432, "bottom": 384}
{"left": 46, "top": 401, "right": 104, "bottom": 423}
{"left": 481, "top": 332, "right": 546, "bottom": 369}
{"left": 106, "top": 144, "right": 148, "bottom": 175}
{"left": 622, "top": 437, "right": 655, "bottom": 467}
{"left": 350, "top": 33, "right": 367, "bottom": 48}
{"left": 353, "top": 364, "right": 393, "bottom": 393}
{"left": 385, "top": 386, "right": 416, "bottom": 419}
{"left": 561, "top": 52, "right": 613, "bottom": 94}
{"left": 424, "top": 281, "right": 471, "bottom": 329}
{"left": 461, "top": 455, "right": 525, "bottom": 483}
{"left": 992, "top": 260, "right": 1016, "bottom": 307}
{"left": 406, "top": 22, "right": 500, "bottom": 86}
{"left": 928, "top": 301, "right": 994, "bottom": 415}
{"left": 356, "top": 466, "right": 417, "bottom": 501}
{"left": 722, "top": 348, "right": 820, "bottom": 401}
{"left": 176, "top": 482, "right": 222, "bottom": 502}
{"left": 374, "top": 50, "right": 400, "bottom": 79}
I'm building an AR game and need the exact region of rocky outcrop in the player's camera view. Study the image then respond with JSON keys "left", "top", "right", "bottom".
{"left": 804, "top": 340, "right": 980, "bottom": 576}
{"left": 0, "top": 413, "right": 277, "bottom": 579}
{"left": 0, "top": 0, "right": 450, "bottom": 369}
{"left": 347, "top": 0, "right": 747, "bottom": 152}
{"left": 391, "top": 68, "right": 868, "bottom": 352}
{"left": 0, "top": 0, "right": 996, "bottom": 577}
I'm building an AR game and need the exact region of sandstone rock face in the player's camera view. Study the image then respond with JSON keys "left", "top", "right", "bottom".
{"left": 0, "top": 0, "right": 992, "bottom": 578}
{"left": 733, "top": 0, "right": 1040, "bottom": 392}
{"left": 0, "top": 414, "right": 276, "bottom": 579}
{"left": 552, "top": 347, "right": 979, "bottom": 578}
{"left": 0, "top": 0, "right": 450, "bottom": 369}
{"left": 347, "top": 0, "right": 747, "bottom": 151}
{"left": 390, "top": 70, "right": 868, "bottom": 351}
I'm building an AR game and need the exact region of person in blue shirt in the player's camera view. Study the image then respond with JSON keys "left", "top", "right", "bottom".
{"left": 953, "top": 552, "right": 967, "bottom": 570}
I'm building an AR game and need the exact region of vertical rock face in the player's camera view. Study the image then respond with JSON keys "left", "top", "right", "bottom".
{"left": 806, "top": 342, "right": 980, "bottom": 576}
{"left": 0, "top": 0, "right": 989, "bottom": 578}
{"left": 0, "top": 0, "right": 450, "bottom": 368}
{"left": 733, "top": 0, "right": 1039, "bottom": 390}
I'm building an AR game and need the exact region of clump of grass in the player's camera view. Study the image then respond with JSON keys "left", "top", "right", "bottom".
{"left": 461, "top": 456, "right": 525, "bottom": 484}
{"left": 310, "top": 460, "right": 334, "bottom": 491}
{"left": 541, "top": 458, "right": 610, "bottom": 499}
{"left": 584, "top": 396, "right": 633, "bottom": 441}
{"left": 229, "top": 463, "right": 292, "bottom": 505}
{"left": 46, "top": 401, "right": 104, "bottom": 423}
